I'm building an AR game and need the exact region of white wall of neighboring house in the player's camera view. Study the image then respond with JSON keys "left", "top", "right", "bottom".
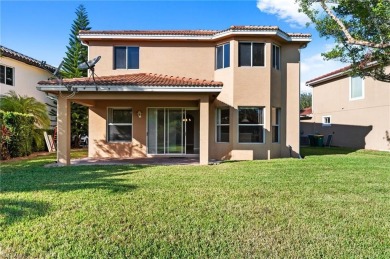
{"left": 0, "top": 56, "right": 56, "bottom": 127}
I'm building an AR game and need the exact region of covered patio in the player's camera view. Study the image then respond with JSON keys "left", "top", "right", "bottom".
{"left": 37, "top": 73, "right": 223, "bottom": 165}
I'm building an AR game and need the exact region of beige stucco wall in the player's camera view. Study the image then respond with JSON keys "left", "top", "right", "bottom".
{"left": 88, "top": 41, "right": 215, "bottom": 80}
{"left": 1, "top": 57, "right": 56, "bottom": 127}
{"left": 67, "top": 36, "right": 304, "bottom": 161}
{"left": 304, "top": 74, "right": 390, "bottom": 151}
{"left": 1, "top": 57, "right": 53, "bottom": 106}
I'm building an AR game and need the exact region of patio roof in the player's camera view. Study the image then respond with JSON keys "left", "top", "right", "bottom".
{"left": 37, "top": 73, "right": 223, "bottom": 93}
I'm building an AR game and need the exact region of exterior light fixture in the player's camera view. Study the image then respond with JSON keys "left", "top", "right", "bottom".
{"left": 137, "top": 110, "right": 142, "bottom": 118}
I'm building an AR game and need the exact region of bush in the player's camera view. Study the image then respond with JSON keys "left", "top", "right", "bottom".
{"left": 0, "top": 110, "right": 35, "bottom": 159}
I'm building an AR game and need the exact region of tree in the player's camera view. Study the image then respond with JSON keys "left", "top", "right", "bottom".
{"left": 62, "top": 4, "right": 91, "bottom": 78}
{"left": 62, "top": 4, "right": 91, "bottom": 146}
{"left": 300, "top": 92, "right": 312, "bottom": 110}
{"left": 297, "top": 0, "right": 390, "bottom": 82}
{"left": 0, "top": 90, "right": 50, "bottom": 128}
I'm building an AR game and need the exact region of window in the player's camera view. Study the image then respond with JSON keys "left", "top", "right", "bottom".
{"left": 238, "top": 107, "right": 264, "bottom": 143}
{"left": 114, "top": 46, "right": 139, "bottom": 69}
{"left": 239, "top": 42, "right": 265, "bottom": 67}
{"left": 107, "top": 108, "right": 133, "bottom": 142}
{"left": 272, "top": 108, "right": 281, "bottom": 143}
{"left": 350, "top": 76, "right": 364, "bottom": 100}
{"left": 216, "top": 108, "right": 229, "bottom": 142}
{"left": 322, "top": 116, "right": 331, "bottom": 126}
{"left": 216, "top": 43, "right": 230, "bottom": 69}
{"left": 272, "top": 45, "right": 280, "bottom": 70}
{"left": 0, "top": 64, "right": 14, "bottom": 86}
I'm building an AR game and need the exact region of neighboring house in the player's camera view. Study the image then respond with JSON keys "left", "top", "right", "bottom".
{"left": 304, "top": 65, "right": 390, "bottom": 151}
{"left": 37, "top": 25, "right": 311, "bottom": 165}
{"left": 0, "top": 45, "right": 57, "bottom": 127}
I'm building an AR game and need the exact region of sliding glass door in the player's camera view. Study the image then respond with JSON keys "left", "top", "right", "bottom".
{"left": 147, "top": 108, "right": 199, "bottom": 155}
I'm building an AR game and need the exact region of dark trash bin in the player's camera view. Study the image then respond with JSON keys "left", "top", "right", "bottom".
{"left": 308, "top": 134, "right": 324, "bottom": 147}
{"left": 314, "top": 135, "right": 324, "bottom": 147}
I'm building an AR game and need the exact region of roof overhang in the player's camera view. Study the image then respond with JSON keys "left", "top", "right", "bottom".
{"left": 79, "top": 31, "right": 311, "bottom": 43}
{"left": 37, "top": 85, "right": 223, "bottom": 93}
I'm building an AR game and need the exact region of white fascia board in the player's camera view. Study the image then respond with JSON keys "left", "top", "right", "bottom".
{"left": 79, "top": 30, "right": 311, "bottom": 42}
{"left": 37, "top": 85, "right": 222, "bottom": 93}
{"left": 306, "top": 72, "right": 347, "bottom": 87}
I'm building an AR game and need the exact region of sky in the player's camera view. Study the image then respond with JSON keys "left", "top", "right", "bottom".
{"left": 1, "top": 0, "right": 345, "bottom": 92}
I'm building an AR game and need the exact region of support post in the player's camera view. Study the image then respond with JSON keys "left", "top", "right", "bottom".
{"left": 199, "top": 96, "right": 209, "bottom": 165}
{"left": 57, "top": 97, "right": 71, "bottom": 165}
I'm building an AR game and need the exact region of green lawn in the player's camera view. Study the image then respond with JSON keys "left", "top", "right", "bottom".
{"left": 1, "top": 148, "right": 389, "bottom": 258}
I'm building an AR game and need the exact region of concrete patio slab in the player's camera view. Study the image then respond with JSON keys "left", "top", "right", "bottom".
{"left": 45, "top": 156, "right": 200, "bottom": 167}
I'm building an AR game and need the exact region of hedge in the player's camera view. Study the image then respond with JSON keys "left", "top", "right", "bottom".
{"left": 1, "top": 110, "right": 35, "bottom": 159}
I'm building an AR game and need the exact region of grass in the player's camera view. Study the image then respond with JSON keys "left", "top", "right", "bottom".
{"left": 1, "top": 147, "right": 389, "bottom": 258}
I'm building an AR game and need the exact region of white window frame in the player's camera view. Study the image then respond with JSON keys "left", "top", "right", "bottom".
{"left": 349, "top": 76, "right": 365, "bottom": 100}
{"left": 215, "top": 42, "right": 230, "bottom": 70}
{"left": 216, "top": 107, "right": 230, "bottom": 143}
{"left": 238, "top": 42, "right": 266, "bottom": 67}
{"left": 113, "top": 46, "right": 140, "bottom": 70}
{"left": 107, "top": 107, "right": 133, "bottom": 143}
{"left": 272, "top": 107, "right": 281, "bottom": 143}
{"left": 322, "top": 115, "right": 331, "bottom": 126}
{"left": 0, "top": 64, "right": 14, "bottom": 86}
{"left": 238, "top": 107, "right": 265, "bottom": 144}
{"left": 272, "top": 44, "right": 280, "bottom": 70}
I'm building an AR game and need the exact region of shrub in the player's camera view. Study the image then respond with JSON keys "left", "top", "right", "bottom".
{"left": 0, "top": 110, "right": 35, "bottom": 159}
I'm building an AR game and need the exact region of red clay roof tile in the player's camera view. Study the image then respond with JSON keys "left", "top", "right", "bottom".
{"left": 38, "top": 73, "right": 223, "bottom": 87}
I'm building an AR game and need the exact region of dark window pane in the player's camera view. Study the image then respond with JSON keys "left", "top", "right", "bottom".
{"left": 108, "top": 125, "right": 132, "bottom": 141}
{"left": 220, "top": 108, "right": 229, "bottom": 124}
{"left": 0, "top": 65, "right": 5, "bottom": 84}
{"left": 239, "top": 108, "right": 262, "bottom": 124}
{"left": 253, "top": 43, "right": 265, "bottom": 66}
{"left": 239, "top": 43, "right": 251, "bottom": 66}
{"left": 272, "top": 125, "right": 279, "bottom": 143}
{"left": 114, "top": 47, "right": 126, "bottom": 69}
{"left": 127, "top": 47, "right": 139, "bottom": 69}
{"left": 5, "top": 67, "right": 13, "bottom": 85}
{"left": 216, "top": 45, "right": 223, "bottom": 69}
{"left": 223, "top": 43, "right": 230, "bottom": 68}
{"left": 239, "top": 126, "right": 263, "bottom": 143}
{"left": 112, "top": 109, "right": 132, "bottom": 123}
{"left": 217, "top": 125, "right": 229, "bottom": 142}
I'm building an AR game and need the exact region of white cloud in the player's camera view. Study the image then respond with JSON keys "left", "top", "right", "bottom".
{"left": 300, "top": 53, "right": 345, "bottom": 93}
{"left": 256, "top": 0, "right": 311, "bottom": 28}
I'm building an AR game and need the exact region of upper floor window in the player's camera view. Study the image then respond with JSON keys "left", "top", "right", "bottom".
{"left": 216, "top": 43, "right": 230, "bottom": 69}
{"left": 350, "top": 76, "right": 364, "bottom": 100}
{"left": 114, "top": 46, "right": 139, "bottom": 69}
{"left": 0, "top": 64, "right": 14, "bottom": 86}
{"left": 239, "top": 42, "right": 265, "bottom": 67}
{"left": 216, "top": 108, "right": 229, "bottom": 142}
{"left": 272, "top": 45, "right": 280, "bottom": 70}
{"left": 107, "top": 108, "right": 133, "bottom": 142}
{"left": 238, "top": 107, "right": 264, "bottom": 143}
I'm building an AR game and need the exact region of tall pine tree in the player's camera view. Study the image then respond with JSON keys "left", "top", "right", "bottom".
{"left": 62, "top": 4, "right": 91, "bottom": 147}
{"left": 62, "top": 4, "right": 91, "bottom": 78}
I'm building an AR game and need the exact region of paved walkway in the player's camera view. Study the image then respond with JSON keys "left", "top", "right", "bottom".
{"left": 46, "top": 157, "right": 200, "bottom": 167}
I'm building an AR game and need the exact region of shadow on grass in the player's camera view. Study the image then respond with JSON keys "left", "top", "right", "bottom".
{"left": 300, "top": 146, "right": 359, "bottom": 157}
{"left": 0, "top": 199, "right": 51, "bottom": 227}
{"left": 1, "top": 164, "right": 144, "bottom": 194}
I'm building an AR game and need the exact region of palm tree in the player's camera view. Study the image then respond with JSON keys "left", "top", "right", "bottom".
{"left": 0, "top": 90, "right": 50, "bottom": 128}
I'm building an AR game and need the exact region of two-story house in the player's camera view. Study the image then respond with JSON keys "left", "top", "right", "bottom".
{"left": 304, "top": 65, "right": 390, "bottom": 151}
{"left": 37, "top": 26, "right": 311, "bottom": 165}
{"left": 1, "top": 45, "right": 56, "bottom": 127}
